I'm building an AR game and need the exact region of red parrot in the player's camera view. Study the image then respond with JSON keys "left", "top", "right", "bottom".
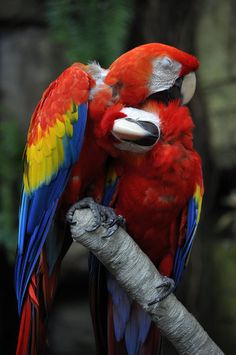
{"left": 86, "top": 100, "right": 203, "bottom": 355}
{"left": 15, "top": 43, "right": 203, "bottom": 355}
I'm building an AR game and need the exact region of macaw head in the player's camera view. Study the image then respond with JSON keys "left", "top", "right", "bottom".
{"left": 105, "top": 43, "right": 199, "bottom": 107}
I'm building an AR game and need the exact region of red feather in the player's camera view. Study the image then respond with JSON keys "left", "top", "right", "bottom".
{"left": 16, "top": 296, "right": 32, "bottom": 355}
{"left": 16, "top": 43, "right": 202, "bottom": 355}
{"left": 111, "top": 101, "right": 202, "bottom": 269}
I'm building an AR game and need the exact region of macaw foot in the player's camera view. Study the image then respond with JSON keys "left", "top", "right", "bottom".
{"left": 148, "top": 276, "right": 175, "bottom": 305}
{"left": 67, "top": 197, "right": 125, "bottom": 237}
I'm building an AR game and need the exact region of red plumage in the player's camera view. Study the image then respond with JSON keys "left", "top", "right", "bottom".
{"left": 108, "top": 101, "right": 202, "bottom": 272}
{"left": 16, "top": 43, "right": 202, "bottom": 355}
{"left": 86, "top": 99, "right": 203, "bottom": 354}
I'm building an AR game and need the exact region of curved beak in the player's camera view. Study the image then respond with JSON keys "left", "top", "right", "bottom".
{"left": 181, "top": 72, "right": 196, "bottom": 104}
{"left": 112, "top": 117, "right": 160, "bottom": 146}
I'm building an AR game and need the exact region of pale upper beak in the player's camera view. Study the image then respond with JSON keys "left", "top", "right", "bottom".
{"left": 181, "top": 72, "right": 196, "bottom": 104}
{"left": 111, "top": 107, "right": 160, "bottom": 152}
{"left": 112, "top": 118, "right": 160, "bottom": 146}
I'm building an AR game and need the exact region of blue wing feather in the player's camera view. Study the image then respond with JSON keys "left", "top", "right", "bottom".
{"left": 18, "top": 192, "right": 29, "bottom": 253}
{"left": 173, "top": 194, "right": 200, "bottom": 287}
{"left": 15, "top": 103, "right": 87, "bottom": 313}
{"left": 18, "top": 201, "right": 57, "bottom": 312}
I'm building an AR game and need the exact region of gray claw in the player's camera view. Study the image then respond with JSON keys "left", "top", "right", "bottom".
{"left": 66, "top": 209, "right": 75, "bottom": 224}
{"left": 148, "top": 276, "right": 175, "bottom": 305}
{"left": 67, "top": 198, "right": 125, "bottom": 238}
{"left": 67, "top": 197, "right": 102, "bottom": 229}
{"left": 101, "top": 208, "right": 126, "bottom": 238}
{"left": 102, "top": 224, "right": 119, "bottom": 238}
{"left": 85, "top": 223, "right": 101, "bottom": 232}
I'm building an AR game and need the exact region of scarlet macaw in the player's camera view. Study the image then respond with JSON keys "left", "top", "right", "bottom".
{"left": 15, "top": 43, "right": 203, "bottom": 354}
{"left": 84, "top": 100, "right": 203, "bottom": 355}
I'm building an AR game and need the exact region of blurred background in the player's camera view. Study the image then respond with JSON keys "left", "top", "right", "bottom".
{"left": 1, "top": 0, "right": 236, "bottom": 354}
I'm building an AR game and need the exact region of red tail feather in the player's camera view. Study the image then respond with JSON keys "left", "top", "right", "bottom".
{"left": 16, "top": 296, "right": 32, "bottom": 355}
{"left": 16, "top": 249, "right": 61, "bottom": 354}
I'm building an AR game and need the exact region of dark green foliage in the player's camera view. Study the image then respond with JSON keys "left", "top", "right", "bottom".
{"left": 0, "top": 120, "right": 24, "bottom": 259}
{"left": 46, "top": 0, "right": 133, "bottom": 66}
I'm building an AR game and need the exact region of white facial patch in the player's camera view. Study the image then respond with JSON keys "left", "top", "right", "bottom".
{"left": 148, "top": 57, "right": 182, "bottom": 95}
{"left": 87, "top": 61, "right": 109, "bottom": 100}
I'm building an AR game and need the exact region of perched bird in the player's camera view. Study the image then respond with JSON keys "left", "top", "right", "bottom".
{"left": 86, "top": 99, "right": 203, "bottom": 355}
{"left": 15, "top": 43, "right": 203, "bottom": 354}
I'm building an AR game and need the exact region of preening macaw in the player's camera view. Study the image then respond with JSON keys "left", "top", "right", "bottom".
{"left": 15, "top": 43, "right": 203, "bottom": 355}
{"left": 87, "top": 100, "right": 203, "bottom": 355}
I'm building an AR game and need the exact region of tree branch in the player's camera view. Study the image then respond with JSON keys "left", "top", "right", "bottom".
{"left": 68, "top": 208, "right": 224, "bottom": 355}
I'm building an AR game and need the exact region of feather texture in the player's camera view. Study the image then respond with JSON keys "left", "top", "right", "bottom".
{"left": 16, "top": 44, "right": 203, "bottom": 355}
{"left": 89, "top": 101, "right": 203, "bottom": 355}
{"left": 173, "top": 184, "right": 203, "bottom": 286}
{"left": 16, "top": 103, "right": 87, "bottom": 313}
{"left": 15, "top": 64, "right": 91, "bottom": 354}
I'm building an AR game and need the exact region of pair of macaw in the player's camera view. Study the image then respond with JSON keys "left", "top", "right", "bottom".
{"left": 15, "top": 43, "right": 203, "bottom": 355}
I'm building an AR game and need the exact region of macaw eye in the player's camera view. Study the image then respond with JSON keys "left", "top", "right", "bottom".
{"left": 160, "top": 57, "right": 173, "bottom": 69}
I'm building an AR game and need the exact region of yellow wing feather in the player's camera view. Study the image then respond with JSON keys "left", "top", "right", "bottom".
{"left": 24, "top": 105, "right": 79, "bottom": 193}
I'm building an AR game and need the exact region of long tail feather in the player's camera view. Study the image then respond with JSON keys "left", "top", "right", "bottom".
{"left": 16, "top": 247, "right": 63, "bottom": 354}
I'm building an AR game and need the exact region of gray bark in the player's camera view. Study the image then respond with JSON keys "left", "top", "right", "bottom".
{"left": 68, "top": 208, "right": 224, "bottom": 355}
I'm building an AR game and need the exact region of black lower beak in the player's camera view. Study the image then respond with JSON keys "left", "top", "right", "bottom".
{"left": 124, "top": 118, "right": 160, "bottom": 146}
{"left": 112, "top": 116, "right": 160, "bottom": 147}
